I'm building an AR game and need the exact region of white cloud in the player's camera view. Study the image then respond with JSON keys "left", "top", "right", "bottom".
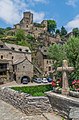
{"left": 66, "top": 0, "right": 78, "bottom": 7}
{"left": 32, "top": 11, "right": 45, "bottom": 23}
{"left": 65, "top": 15, "right": 79, "bottom": 31}
{"left": 27, "top": 0, "right": 47, "bottom": 4}
{"left": 0, "top": 0, "right": 45, "bottom": 25}
{"left": 33, "top": 0, "right": 47, "bottom": 3}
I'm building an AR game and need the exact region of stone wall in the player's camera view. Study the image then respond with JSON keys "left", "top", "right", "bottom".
{"left": 46, "top": 91, "right": 79, "bottom": 119}
{"left": 0, "top": 87, "right": 52, "bottom": 115}
{"left": 69, "top": 91, "right": 79, "bottom": 98}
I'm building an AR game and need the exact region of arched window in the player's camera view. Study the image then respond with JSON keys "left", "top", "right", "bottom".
{"left": 26, "top": 25, "right": 28, "bottom": 27}
{"left": 19, "top": 48, "right": 22, "bottom": 51}
{"left": 12, "top": 56, "right": 14, "bottom": 59}
{"left": 25, "top": 49, "right": 28, "bottom": 52}
{"left": 11, "top": 47, "right": 15, "bottom": 50}
{"left": 1, "top": 55, "right": 3, "bottom": 59}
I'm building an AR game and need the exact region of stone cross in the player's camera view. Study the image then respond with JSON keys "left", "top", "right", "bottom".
{"left": 57, "top": 60, "right": 74, "bottom": 95}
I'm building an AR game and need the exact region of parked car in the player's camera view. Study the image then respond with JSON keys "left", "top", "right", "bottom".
{"left": 41, "top": 78, "right": 48, "bottom": 83}
{"left": 47, "top": 77, "right": 52, "bottom": 82}
{"left": 22, "top": 78, "right": 28, "bottom": 84}
{"left": 33, "top": 78, "right": 42, "bottom": 83}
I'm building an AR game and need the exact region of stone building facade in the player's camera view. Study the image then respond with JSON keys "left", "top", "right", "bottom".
{"left": 14, "top": 11, "right": 47, "bottom": 38}
{"left": 35, "top": 46, "right": 54, "bottom": 77}
{"left": 0, "top": 41, "right": 33, "bottom": 84}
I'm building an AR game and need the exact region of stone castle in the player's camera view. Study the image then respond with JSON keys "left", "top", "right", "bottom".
{"left": 14, "top": 11, "right": 47, "bottom": 38}
{"left": 14, "top": 11, "right": 62, "bottom": 46}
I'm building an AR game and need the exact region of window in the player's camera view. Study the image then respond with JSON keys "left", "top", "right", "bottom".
{"left": 25, "top": 49, "right": 28, "bottom": 52}
{"left": 19, "top": 48, "right": 22, "bottom": 51}
{"left": 50, "top": 61, "right": 51, "bottom": 64}
{"left": 45, "top": 71, "right": 47, "bottom": 74}
{"left": 23, "top": 66, "right": 25, "bottom": 68}
{"left": 49, "top": 67, "right": 51, "bottom": 71}
{"left": 11, "top": 47, "right": 15, "bottom": 50}
{"left": 12, "top": 56, "right": 14, "bottom": 59}
{"left": 1, "top": 55, "right": 3, "bottom": 59}
{"left": 26, "top": 25, "right": 28, "bottom": 27}
{"left": 0, "top": 45, "right": 3, "bottom": 48}
{"left": 44, "top": 50, "right": 47, "bottom": 52}
{"left": 9, "top": 52, "right": 12, "bottom": 54}
{"left": 47, "top": 61, "right": 48, "bottom": 64}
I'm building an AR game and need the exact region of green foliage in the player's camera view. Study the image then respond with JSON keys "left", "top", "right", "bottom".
{"left": 11, "top": 84, "right": 52, "bottom": 96}
{"left": 0, "top": 28, "right": 5, "bottom": 35}
{"left": 47, "top": 20, "right": 57, "bottom": 34}
{"left": 55, "top": 29, "right": 60, "bottom": 35}
{"left": 64, "top": 37, "right": 79, "bottom": 80}
{"left": 17, "top": 39, "right": 31, "bottom": 48}
{"left": 15, "top": 29, "right": 25, "bottom": 41}
{"left": 60, "top": 26, "right": 67, "bottom": 36}
{"left": 48, "top": 44, "right": 66, "bottom": 68}
{"left": 48, "top": 37, "right": 79, "bottom": 83}
{"left": 72, "top": 28, "right": 79, "bottom": 37}
{"left": 26, "top": 34, "right": 35, "bottom": 41}
{"left": 5, "top": 27, "right": 12, "bottom": 31}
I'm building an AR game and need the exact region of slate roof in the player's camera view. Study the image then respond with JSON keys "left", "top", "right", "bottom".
{"left": 5, "top": 43, "right": 31, "bottom": 53}
{"left": 13, "top": 58, "right": 27, "bottom": 65}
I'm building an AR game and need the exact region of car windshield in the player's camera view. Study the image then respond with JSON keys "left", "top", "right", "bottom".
{"left": 37, "top": 78, "right": 41, "bottom": 81}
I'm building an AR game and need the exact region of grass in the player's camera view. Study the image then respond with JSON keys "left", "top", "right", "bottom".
{"left": 11, "top": 84, "right": 53, "bottom": 96}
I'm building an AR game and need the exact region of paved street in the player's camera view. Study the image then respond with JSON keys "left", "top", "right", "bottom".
{"left": 0, "top": 99, "right": 63, "bottom": 120}
{"left": 0, "top": 81, "right": 51, "bottom": 87}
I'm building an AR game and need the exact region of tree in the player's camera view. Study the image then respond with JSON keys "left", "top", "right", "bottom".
{"left": 60, "top": 26, "right": 67, "bottom": 36}
{"left": 72, "top": 28, "right": 79, "bottom": 37}
{"left": 55, "top": 29, "right": 60, "bottom": 35}
{"left": 64, "top": 37, "right": 79, "bottom": 80}
{"left": 48, "top": 44, "right": 65, "bottom": 69}
{"left": 48, "top": 37, "right": 79, "bottom": 81}
{"left": 0, "top": 28, "right": 5, "bottom": 35}
{"left": 15, "top": 29, "right": 25, "bottom": 41}
{"left": 5, "top": 27, "right": 12, "bottom": 31}
{"left": 47, "top": 20, "right": 57, "bottom": 34}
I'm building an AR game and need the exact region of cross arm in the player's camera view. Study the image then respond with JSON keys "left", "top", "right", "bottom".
{"left": 57, "top": 67, "right": 74, "bottom": 72}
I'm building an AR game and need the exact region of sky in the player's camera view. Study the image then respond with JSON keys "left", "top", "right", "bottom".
{"left": 0, "top": 0, "right": 79, "bottom": 32}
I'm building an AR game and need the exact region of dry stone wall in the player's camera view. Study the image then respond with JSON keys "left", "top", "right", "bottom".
{"left": 46, "top": 91, "right": 79, "bottom": 120}
{"left": 0, "top": 87, "right": 52, "bottom": 115}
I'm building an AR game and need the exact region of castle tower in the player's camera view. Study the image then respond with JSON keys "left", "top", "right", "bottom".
{"left": 23, "top": 12, "right": 33, "bottom": 24}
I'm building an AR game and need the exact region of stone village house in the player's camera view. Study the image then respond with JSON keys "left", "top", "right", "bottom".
{"left": 0, "top": 40, "right": 33, "bottom": 84}
{"left": 34, "top": 46, "right": 54, "bottom": 77}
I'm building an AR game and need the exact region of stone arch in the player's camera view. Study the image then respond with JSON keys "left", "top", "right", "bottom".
{"left": 21, "top": 76, "right": 30, "bottom": 83}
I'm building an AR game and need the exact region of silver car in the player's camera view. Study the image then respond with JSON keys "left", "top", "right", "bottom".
{"left": 33, "top": 78, "right": 42, "bottom": 83}
{"left": 41, "top": 78, "right": 48, "bottom": 83}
